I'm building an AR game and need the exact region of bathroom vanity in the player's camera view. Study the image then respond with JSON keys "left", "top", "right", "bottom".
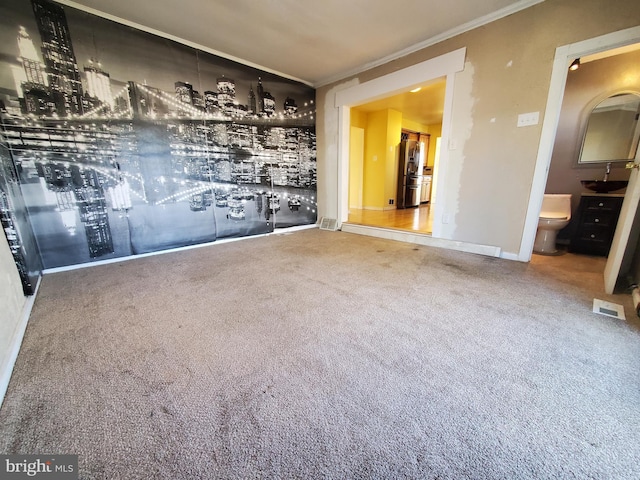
{"left": 569, "top": 193, "right": 624, "bottom": 256}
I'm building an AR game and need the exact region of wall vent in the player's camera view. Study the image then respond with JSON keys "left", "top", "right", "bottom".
{"left": 319, "top": 217, "right": 338, "bottom": 231}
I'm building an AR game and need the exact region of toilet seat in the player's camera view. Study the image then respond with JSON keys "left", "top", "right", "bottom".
{"left": 540, "top": 215, "right": 568, "bottom": 220}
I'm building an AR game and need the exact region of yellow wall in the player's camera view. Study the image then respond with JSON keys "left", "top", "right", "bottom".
{"left": 363, "top": 110, "right": 387, "bottom": 208}
{"left": 351, "top": 109, "right": 368, "bottom": 129}
{"left": 401, "top": 118, "right": 429, "bottom": 134}
{"left": 359, "top": 109, "right": 404, "bottom": 209}
{"left": 385, "top": 109, "right": 403, "bottom": 207}
{"left": 425, "top": 123, "right": 442, "bottom": 167}
{"left": 349, "top": 110, "right": 368, "bottom": 209}
{"left": 349, "top": 126, "right": 364, "bottom": 208}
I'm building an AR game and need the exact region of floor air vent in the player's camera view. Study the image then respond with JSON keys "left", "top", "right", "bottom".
{"left": 319, "top": 217, "right": 338, "bottom": 231}
{"left": 592, "top": 299, "right": 625, "bottom": 320}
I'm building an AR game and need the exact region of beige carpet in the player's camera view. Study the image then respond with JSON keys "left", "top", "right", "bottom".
{"left": 1, "top": 229, "right": 640, "bottom": 479}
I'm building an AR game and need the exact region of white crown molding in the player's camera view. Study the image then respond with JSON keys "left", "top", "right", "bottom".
{"left": 53, "top": 0, "right": 314, "bottom": 87}
{"left": 315, "top": 0, "right": 546, "bottom": 88}
{"left": 54, "top": 0, "right": 544, "bottom": 90}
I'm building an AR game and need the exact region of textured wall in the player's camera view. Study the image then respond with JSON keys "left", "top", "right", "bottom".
{"left": 316, "top": 0, "right": 640, "bottom": 255}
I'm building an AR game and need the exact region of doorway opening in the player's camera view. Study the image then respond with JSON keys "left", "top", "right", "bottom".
{"left": 346, "top": 79, "right": 446, "bottom": 235}
{"left": 543, "top": 44, "right": 640, "bottom": 253}
{"left": 334, "top": 48, "right": 466, "bottom": 244}
{"left": 526, "top": 26, "right": 640, "bottom": 293}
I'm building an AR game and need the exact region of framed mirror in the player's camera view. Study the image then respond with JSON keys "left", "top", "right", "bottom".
{"left": 578, "top": 92, "right": 640, "bottom": 163}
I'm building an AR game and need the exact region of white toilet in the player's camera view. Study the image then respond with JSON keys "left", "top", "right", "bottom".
{"left": 533, "top": 194, "right": 572, "bottom": 254}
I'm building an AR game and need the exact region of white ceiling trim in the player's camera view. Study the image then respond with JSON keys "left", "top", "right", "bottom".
{"left": 54, "top": 0, "right": 314, "bottom": 87}
{"left": 56, "top": 0, "right": 543, "bottom": 89}
{"left": 316, "top": 0, "right": 545, "bottom": 87}
{"left": 334, "top": 48, "right": 466, "bottom": 107}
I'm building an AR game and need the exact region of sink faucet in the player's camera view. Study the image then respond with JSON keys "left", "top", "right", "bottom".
{"left": 604, "top": 162, "right": 611, "bottom": 181}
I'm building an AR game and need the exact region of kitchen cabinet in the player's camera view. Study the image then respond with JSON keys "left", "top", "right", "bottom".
{"left": 569, "top": 193, "right": 624, "bottom": 256}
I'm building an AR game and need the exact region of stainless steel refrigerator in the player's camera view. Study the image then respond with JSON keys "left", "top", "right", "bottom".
{"left": 396, "top": 140, "right": 425, "bottom": 209}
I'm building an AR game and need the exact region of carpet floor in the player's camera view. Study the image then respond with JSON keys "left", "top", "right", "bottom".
{"left": 1, "top": 229, "right": 639, "bottom": 479}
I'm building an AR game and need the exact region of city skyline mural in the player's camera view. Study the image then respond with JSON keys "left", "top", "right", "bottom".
{"left": 0, "top": 0, "right": 316, "bottom": 275}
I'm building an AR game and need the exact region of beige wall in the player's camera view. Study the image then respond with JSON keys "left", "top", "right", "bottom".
{"left": 0, "top": 231, "right": 27, "bottom": 395}
{"left": 317, "top": 0, "right": 640, "bottom": 255}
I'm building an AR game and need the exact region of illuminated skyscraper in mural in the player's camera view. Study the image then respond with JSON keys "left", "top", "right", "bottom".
{"left": 31, "top": 0, "right": 84, "bottom": 115}
{"left": 256, "top": 77, "right": 275, "bottom": 116}
{"left": 204, "top": 90, "right": 217, "bottom": 113}
{"left": 17, "top": 26, "right": 46, "bottom": 86}
{"left": 263, "top": 92, "right": 275, "bottom": 116}
{"left": 192, "top": 90, "right": 205, "bottom": 111}
{"left": 257, "top": 77, "right": 265, "bottom": 115}
{"left": 175, "top": 81, "right": 194, "bottom": 116}
{"left": 15, "top": 25, "right": 51, "bottom": 115}
{"left": 248, "top": 85, "right": 256, "bottom": 115}
{"left": 175, "top": 81, "right": 193, "bottom": 105}
{"left": 217, "top": 76, "right": 235, "bottom": 115}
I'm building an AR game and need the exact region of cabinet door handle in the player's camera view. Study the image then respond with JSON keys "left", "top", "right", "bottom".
{"left": 590, "top": 234, "right": 596, "bottom": 238}
{"left": 595, "top": 218, "right": 599, "bottom": 223}
{"left": 598, "top": 202, "right": 604, "bottom": 207}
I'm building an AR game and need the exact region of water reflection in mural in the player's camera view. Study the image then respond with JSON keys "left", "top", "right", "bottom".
{"left": 0, "top": 138, "right": 42, "bottom": 293}
{"left": 0, "top": 0, "right": 316, "bottom": 271}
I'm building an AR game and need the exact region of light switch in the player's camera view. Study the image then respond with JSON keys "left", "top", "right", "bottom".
{"left": 517, "top": 111, "right": 539, "bottom": 127}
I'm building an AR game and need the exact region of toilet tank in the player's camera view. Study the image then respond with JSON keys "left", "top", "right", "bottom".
{"left": 541, "top": 194, "right": 571, "bottom": 219}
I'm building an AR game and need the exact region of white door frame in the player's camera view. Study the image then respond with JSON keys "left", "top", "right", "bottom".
{"left": 520, "top": 26, "right": 640, "bottom": 263}
{"left": 334, "top": 48, "right": 467, "bottom": 237}
{"left": 604, "top": 144, "right": 640, "bottom": 293}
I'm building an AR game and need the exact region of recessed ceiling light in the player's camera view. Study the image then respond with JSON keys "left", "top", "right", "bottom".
{"left": 569, "top": 58, "right": 580, "bottom": 71}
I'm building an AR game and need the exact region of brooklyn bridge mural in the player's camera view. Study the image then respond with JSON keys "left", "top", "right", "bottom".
{"left": 0, "top": 0, "right": 316, "bottom": 283}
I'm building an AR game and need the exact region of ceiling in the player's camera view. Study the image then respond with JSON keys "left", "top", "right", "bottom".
{"left": 60, "top": 0, "right": 541, "bottom": 87}
{"left": 58, "top": 0, "right": 541, "bottom": 126}
{"left": 353, "top": 79, "right": 447, "bottom": 126}
{"left": 582, "top": 43, "right": 640, "bottom": 64}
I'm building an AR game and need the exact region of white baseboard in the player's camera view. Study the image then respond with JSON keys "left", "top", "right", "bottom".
{"left": 0, "top": 278, "right": 40, "bottom": 409}
{"left": 45, "top": 224, "right": 319, "bottom": 274}
{"left": 499, "top": 251, "right": 522, "bottom": 261}
{"left": 340, "top": 223, "right": 502, "bottom": 257}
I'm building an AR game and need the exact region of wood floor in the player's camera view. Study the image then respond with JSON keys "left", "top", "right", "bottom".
{"left": 347, "top": 204, "right": 433, "bottom": 234}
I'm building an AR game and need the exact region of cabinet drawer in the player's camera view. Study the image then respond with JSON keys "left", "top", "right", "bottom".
{"left": 576, "top": 227, "right": 612, "bottom": 243}
{"left": 582, "top": 211, "right": 616, "bottom": 227}
{"left": 583, "top": 197, "right": 622, "bottom": 211}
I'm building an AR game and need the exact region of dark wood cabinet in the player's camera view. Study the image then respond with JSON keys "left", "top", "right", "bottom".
{"left": 569, "top": 194, "right": 624, "bottom": 256}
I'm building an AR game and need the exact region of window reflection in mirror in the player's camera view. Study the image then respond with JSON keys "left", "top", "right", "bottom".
{"left": 578, "top": 92, "right": 640, "bottom": 163}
